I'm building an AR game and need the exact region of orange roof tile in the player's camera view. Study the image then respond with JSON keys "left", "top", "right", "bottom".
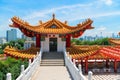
{"left": 10, "top": 14, "right": 94, "bottom": 34}
{"left": 109, "top": 38, "right": 120, "bottom": 45}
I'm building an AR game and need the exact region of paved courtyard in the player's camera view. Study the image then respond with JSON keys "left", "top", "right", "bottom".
{"left": 31, "top": 66, "right": 72, "bottom": 80}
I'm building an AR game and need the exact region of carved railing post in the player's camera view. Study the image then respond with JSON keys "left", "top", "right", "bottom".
{"left": 78, "top": 64, "right": 82, "bottom": 73}
{"left": 6, "top": 73, "right": 12, "bottom": 80}
{"left": 88, "top": 71, "right": 93, "bottom": 80}
{"left": 21, "top": 65, "right": 24, "bottom": 74}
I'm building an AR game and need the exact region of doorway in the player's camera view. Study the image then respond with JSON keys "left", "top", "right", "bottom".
{"left": 49, "top": 38, "right": 57, "bottom": 52}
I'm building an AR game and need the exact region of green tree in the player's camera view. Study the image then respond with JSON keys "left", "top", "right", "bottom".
{"left": 71, "top": 38, "right": 111, "bottom": 45}
{"left": 0, "top": 57, "right": 28, "bottom": 80}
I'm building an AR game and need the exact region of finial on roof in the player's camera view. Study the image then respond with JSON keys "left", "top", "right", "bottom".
{"left": 39, "top": 20, "right": 42, "bottom": 24}
{"left": 65, "top": 21, "right": 68, "bottom": 25}
{"left": 52, "top": 13, "right": 55, "bottom": 19}
{"left": 119, "top": 32, "right": 120, "bottom": 35}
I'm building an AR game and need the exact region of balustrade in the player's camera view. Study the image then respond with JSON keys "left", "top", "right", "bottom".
{"left": 6, "top": 49, "right": 43, "bottom": 80}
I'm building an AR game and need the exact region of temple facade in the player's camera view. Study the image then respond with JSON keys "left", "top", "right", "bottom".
{"left": 10, "top": 14, "right": 93, "bottom": 52}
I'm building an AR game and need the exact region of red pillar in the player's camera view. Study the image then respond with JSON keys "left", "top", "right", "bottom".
{"left": 66, "top": 34, "right": 71, "bottom": 47}
{"left": 36, "top": 34, "right": 41, "bottom": 48}
{"left": 81, "top": 59, "right": 83, "bottom": 69}
{"left": 85, "top": 59, "right": 88, "bottom": 73}
{"left": 114, "top": 60, "right": 117, "bottom": 73}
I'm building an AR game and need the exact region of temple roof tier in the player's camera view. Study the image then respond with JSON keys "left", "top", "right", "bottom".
{"left": 67, "top": 45, "right": 120, "bottom": 60}
{"left": 109, "top": 38, "right": 120, "bottom": 45}
{"left": 10, "top": 15, "right": 94, "bottom": 35}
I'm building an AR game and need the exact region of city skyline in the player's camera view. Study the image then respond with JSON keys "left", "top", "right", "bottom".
{"left": 0, "top": 0, "right": 120, "bottom": 37}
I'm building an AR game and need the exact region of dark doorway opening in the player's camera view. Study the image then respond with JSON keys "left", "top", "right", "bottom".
{"left": 49, "top": 38, "right": 57, "bottom": 52}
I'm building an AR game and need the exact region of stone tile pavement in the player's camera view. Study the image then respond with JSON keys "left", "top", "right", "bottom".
{"left": 31, "top": 66, "right": 72, "bottom": 80}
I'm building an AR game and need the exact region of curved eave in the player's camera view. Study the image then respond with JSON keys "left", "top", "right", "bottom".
{"left": 10, "top": 16, "right": 93, "bottom": 34}
{"left": 109, "top": 39, "right": 120, "bottom": 45}
{"left": 86, "top": 26, "right": 94, "bottom": 29}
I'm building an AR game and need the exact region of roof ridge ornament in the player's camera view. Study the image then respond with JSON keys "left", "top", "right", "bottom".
{"left": 52, "top": 13, "right": 55, "bottom": 19}
{"left": 39, "top": 20, "right": 42, "bottom": 24}
{"left": 65, "top": 21, "right": 68, "bottom": 25}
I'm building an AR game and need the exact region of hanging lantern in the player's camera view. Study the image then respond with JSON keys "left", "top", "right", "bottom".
{"left": 21, "top": 28, "right": 24, "bottom": 32}
{"left": 27, "top": 31, "right": 30, "bottom": 35}
{"left": 53, "top": 35, "right": 55, "bottom": 37}
{"left": 31, "top": 32, "right": 34, "bottom": 36}
{"left": 36, "top": 34, "right": 39, "bottom": 37}
{"left": 66, "top": 35, "right": 68, "bottom": 38}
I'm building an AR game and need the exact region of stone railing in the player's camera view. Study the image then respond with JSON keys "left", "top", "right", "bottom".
{"left": 6, "top": 49, "right": 43, "bottom": 80}
{"left": 64, "top": 50, "right": 92, "bottom": 80}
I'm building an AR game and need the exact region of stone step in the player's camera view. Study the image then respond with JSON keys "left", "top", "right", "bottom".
{"left": 42, "top": 55, "right": 63, "bottom": 57}
{"left": 42, "top": 57, "right": 63, "bottom": 59}
{"left": 42, "top": 54, "right": 63, "bottom": 57}
{"left": 41, "top": 61, "right": 64, "bottom": 64}
{"left": 41, "top": 52, "right": 64, "bottom": 66}
{"left": 42, "top": 59, "right": 64, "bottom": 62}
{"left": 40, "top": 64, "right": 65, "bottom": 66}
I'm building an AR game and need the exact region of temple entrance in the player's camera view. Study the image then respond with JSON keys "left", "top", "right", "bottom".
{"left": 49, "top": 38, "right": 57, "bottom": 52}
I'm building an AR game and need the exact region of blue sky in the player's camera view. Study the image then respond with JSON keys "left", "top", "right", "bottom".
{"left": 0, "top": 0, "right": 120, "bottom": 38}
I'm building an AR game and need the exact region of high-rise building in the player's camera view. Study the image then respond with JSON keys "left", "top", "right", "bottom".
{"left": 112, "top": 33, "right": 115, "bottom": 38}
{"left": 6, "top": 29, "right": 17, "bottom": 42}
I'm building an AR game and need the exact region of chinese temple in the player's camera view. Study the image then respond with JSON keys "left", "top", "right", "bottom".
{"left": 10, "top": 14, "right": 93, "bottom": 52}
{"left": 3, "top": 14, "right": 120, "bottom": 74}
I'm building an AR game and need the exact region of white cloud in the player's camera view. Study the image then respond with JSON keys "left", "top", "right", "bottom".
{"left": 103, "top": 0, "right": 113, "bottom": 6}
{"left": 19, "top": 0, "right": 118, "bottom": 38}
{"left": 100, "top": 0, "right": 113, "bottom": 6}
{"left": 23, "top": 3, "right": 93, "bottom": 20}
{"left": 22, "top": 0, "right": 119, "bottom": 23}
{"left": 97, "top": 26, "right": 106, "bottom": 31}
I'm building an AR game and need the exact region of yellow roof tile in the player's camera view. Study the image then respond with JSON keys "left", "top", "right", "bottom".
{"left": 10, "top": 15, "right": 94, "bottom": 35}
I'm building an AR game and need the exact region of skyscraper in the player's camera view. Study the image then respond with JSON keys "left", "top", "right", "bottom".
{"left": 6, "top": 29, "right": 17, "bottom": 42}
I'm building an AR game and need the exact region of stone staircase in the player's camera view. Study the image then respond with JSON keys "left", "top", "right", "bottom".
{"left": 41, "top": 52, "right": 65, "bottom": 66}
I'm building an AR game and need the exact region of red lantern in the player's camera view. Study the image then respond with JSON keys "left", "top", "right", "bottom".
{"left": 21, "top": 29, "right": 24, "bottom": 32}
{"left": 32, "top": 32, "right": 35, "bottom": 36}
{"left": 36, "top": 34, "right": 39, "bottom": 37}
{"left": 66, "top": 35, "right": 68, "bottom": 38}
{"left": 53, "top": 35, "right": 55, "bottom": 37}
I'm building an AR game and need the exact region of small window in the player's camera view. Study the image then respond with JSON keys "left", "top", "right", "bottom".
{"left": 51, "top": 25, "right": 56, "bottom": 28}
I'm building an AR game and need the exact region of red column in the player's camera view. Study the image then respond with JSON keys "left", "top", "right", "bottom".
{"left": 36, "top": 34, "right": 41, "bottom": 48}
{"left": 85, "top": 59, "right": 88, "bottom": 73}
{"left": 66, "top": 34, "right": 71, "bottom": 47}
{"left": 81, "top": 59, "right": 83, "bottom": 70}
{"left": 114, "top": 60, "right": 117, "bottom": 73}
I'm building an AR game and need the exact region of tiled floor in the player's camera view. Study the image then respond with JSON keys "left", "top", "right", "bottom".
{"left": 31, "top": 66, "right": 72, "bottom": 80}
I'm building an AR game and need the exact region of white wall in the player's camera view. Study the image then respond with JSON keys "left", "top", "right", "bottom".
{"left": 41, "top": 34, "right": 66, "bottom": 52}
{"left": 41, "top": 37, "right": 49, "bottom": 52}
{"left": 57, "top": 37, "right": 66, "bottom": 52}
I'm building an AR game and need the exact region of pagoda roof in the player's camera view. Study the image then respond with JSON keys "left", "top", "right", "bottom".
{"left": 10, "top": 14, "right": 94, "bottom": 34}
{"left": 109, "top": 38, "right": 120, "bottom": 45}
{"left": 4, "top": 46, "right": 39, "bottom": 59}
{"left": 67, "top": 45, "right": 120, "bottom": 60}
